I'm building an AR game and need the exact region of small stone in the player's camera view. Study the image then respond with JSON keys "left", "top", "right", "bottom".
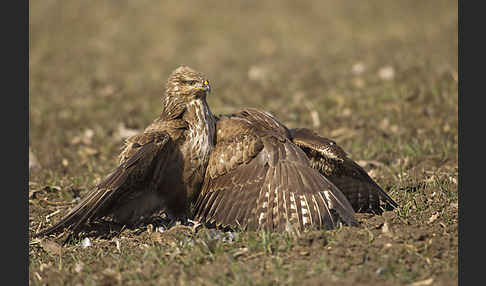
{"left": 352, "top": 62, "right": 366, "bottom": 75}
{"left": 248, "top": 66, "right": 267, "bottom": 82}
{"left": 378, "top": 66, "right": 395, "bottom": 80}
{"left": 81, "top": 237, "right": 92, "bottom": 248}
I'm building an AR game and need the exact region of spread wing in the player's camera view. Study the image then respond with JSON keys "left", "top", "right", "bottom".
{"left": 35, "top": 131, "right": 172, "bottom": 237}
{"left": 289, "top": 128, "right": 398, "bottom": 213}
{"left": 194, "top": 108, "right": 358, "bottom": 231}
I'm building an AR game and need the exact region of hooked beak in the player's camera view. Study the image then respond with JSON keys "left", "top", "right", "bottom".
{"left": 193, "top": 80, "right": 211, "bottom": 99}
{"left": 203, "top": 80, "right": 211, "bottom": 93}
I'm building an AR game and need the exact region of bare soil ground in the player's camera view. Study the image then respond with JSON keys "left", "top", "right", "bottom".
{"left": 29, "top": 1, "right": 458, "bottom": 285}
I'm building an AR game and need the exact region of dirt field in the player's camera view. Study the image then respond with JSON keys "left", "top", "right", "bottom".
{"left": 29, "top": 1, "right": 458, "bottom": 285}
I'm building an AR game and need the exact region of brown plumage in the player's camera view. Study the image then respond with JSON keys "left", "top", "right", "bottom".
{"left": 36, "top": 66, "right": 396, "bottom": 238}
{"left": 289, "top": 128, "right": 398, "bottom": 213}
{"left": 35, "top": 66, "right": 216, "bottom": 237}
{"left": 194, "top": 108, "right": 359, "bottom": 231}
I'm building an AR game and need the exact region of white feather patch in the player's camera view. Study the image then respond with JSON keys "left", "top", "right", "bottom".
{"left": 290, "top": 193, "right": 299, "bottom": 225}
{"left": 289, "top": 193, "right": 296, "bottom": 211}
{"left": 300, "top": 196, "right": 308, "bottom": 215}
{"left": 300, "top": 195, "right": 312, "bottom": 226}
{"left": 323, "top": 190, "right": 332, "bottom": 208}
{"left": 311, "top": 195, "right": 322, "bottom": 226}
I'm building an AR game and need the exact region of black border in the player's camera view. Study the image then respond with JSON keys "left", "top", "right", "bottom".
{"left": 458, "top": 1, "right": 470, "bottom": 285}
{"left": 9, "top": 0, "right": 29, "bottom": 284}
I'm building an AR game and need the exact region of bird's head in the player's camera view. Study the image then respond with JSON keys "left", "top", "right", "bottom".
{"left": 166, "top": 66, "right": 211, "bottom": 100}
{"left": 162, "top": 66, "right": 212, "bottom": 120}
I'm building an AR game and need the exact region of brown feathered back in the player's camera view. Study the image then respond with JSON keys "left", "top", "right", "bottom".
{"left": 194, "top": 108, "right": 358, "bottom": 231}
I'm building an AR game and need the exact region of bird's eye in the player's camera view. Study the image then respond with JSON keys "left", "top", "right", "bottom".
{"left": 182, "top": 80, "right": 197, "bottom": 85}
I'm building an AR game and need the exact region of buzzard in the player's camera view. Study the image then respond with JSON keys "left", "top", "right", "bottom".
{"left": 35, "top": 66, "right": 397, "bottom": 238}
{"left": 193, "top": 109, "right": 358, "bottom": 231}
{"left": 35, "top": 66, "right": 216, "bottom": 237}
{"left": 193, "top": 108, "right": 397, "bottom": 231}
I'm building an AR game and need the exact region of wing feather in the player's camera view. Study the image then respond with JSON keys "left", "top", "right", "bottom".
{"left": 35, "top": 132, "right": 171, "bottom": 237}
{"left": 290, "top": 128, "right": 398, "bottom": 213}
{"left": 195, "top": 109, "right": 358, "bottom": 232}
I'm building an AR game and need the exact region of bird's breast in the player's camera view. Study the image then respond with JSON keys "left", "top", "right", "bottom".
{"left": 180, "top": 99, "right": 216, "bottom": 182}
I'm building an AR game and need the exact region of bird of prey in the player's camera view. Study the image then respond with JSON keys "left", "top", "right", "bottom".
{"left": 36, "top": 66, "right": 397, "bottom": 238}
{"left": 35, "top": 66, "right": 216, "bottom": 237}
{"left": 193, "top": 108, "right": 364, "bottom": 231}
{"left": 193, "top": 109, "right": 397, "bottom": 232}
